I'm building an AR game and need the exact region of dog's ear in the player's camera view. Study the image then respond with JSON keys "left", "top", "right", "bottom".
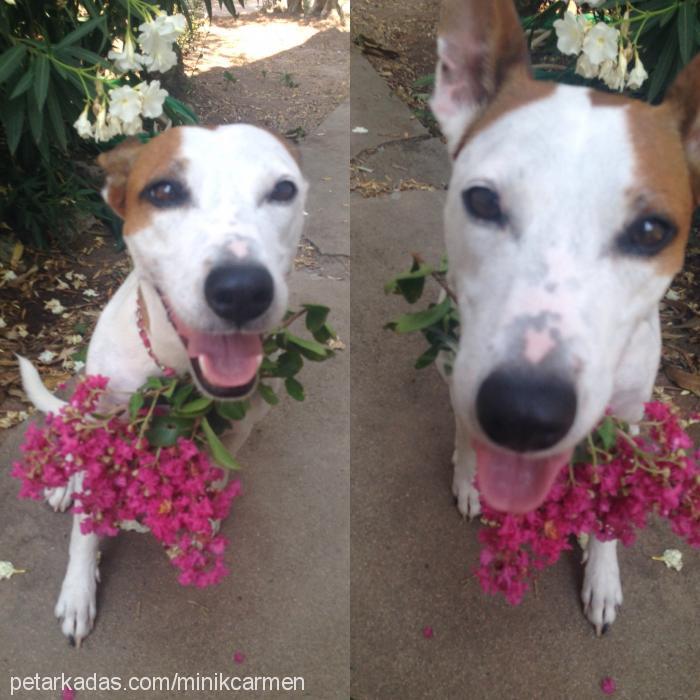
{"left": 664, "top": 53, "right": 700, "bottom": 204}
{"left": 430, "top": 0, "right": 530, "bottom": 156}
{"left": 97, "top": 138, "right": 144, "bottom": 219}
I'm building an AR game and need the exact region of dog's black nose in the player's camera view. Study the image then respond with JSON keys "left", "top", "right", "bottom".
{"left": 476, "top": 367, "right": 577, "bottom": 452}
{"left": 204, "top": 263, "right": 274, "bottom": 325}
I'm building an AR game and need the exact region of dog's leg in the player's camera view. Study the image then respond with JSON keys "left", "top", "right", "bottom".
{"left": 451, "top": 415, "right": 481, "bottom": 519}
{"left": 45, "top": 474, "right": 79, "bottom": 512}
{"left": 581, "top": 535, "right": 622, "bottom": 636}
{"left": 55, "top": 511, "right": 100, "bottom": 646}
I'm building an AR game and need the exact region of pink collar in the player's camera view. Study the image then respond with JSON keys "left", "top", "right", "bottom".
{"left": 136, "top": 287, "right": 177, "bottom": 378}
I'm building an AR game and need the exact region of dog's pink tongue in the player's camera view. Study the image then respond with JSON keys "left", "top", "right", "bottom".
{"left": 475, "top": 441, "right": 572, "bottom": 514}
{"left": 189, "top": 331, "right": 262, "bottom": 388}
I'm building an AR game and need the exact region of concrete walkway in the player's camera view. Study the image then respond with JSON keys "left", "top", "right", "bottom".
{"left": 0, "top": 102, "right": 349, "bottom": 699}
{"left": 350, "top": 50, "right": 700, "bottom": 700}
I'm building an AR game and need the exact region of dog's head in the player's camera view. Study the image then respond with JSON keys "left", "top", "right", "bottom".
{"left": 431, "top": 0, "right": 700, "bottom": 512}
{"left": 98, "top": 125, "right": 308, "bottom": 399}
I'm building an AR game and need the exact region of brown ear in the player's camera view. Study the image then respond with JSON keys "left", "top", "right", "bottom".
{"left": 664, "top": 53, "right": 700, "bottom": 204}
{"left": 97, "top": 138, "right": 144, "bottom": 219}
{"left": 430, "top": 0, "right": 530, "bottom": 156}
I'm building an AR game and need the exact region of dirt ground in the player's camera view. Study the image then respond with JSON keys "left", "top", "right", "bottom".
{"left": 0, "top": 6, "right": 349, "bottom": 428}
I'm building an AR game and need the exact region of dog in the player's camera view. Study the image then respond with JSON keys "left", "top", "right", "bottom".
{"left": 19, "top": 124, "right": 308, "bottom": 644}
{"left": 430, "top": 0, "right": 700, "bottom": 633}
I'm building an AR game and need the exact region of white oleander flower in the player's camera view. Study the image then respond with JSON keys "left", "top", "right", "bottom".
{"left": 627, "top": 55, "right": 648, "bottom": 90}
{"left": 582, "top": 22, "right": 619, "bottom": 66}
{"left": 553, "top": 11, "right": 585, "bottom": 56}
{"left": 73, "top": 106, "right": 94, "bottom": 139}
{"left": 121, "top": 117, "right": 144, "bottom": 135}
{"left": 137, "top": 15, "right": 186, "bottom": 73}
{"left": 136, "top": 80, "right": 168, "bottom": 118}
{"left": 601, "top": 52, "right": 627, "bottom": 92}
{"left": 108, "top": 85, "right": 142, "bottom": 123}
{"left": 108, "top": 34, "right": 145, "bottom": 73}
{"left": 575, "top": 52, "right": 598, "bottom": 80}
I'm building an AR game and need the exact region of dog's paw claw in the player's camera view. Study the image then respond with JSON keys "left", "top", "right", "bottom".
{"left": 582, "top": 564, "right": 622, "bottom": 634}
{"left": 55, "top": 573, "right": 98, "bottom": 646}
{"left": 45, "top": 475, "right": 77, "bottom": 512}
{"left": 451, "top": 473, "right": 481, "bottom": 520}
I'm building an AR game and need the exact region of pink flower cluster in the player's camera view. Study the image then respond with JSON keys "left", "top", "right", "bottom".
{"left": 12, "top": 375, "right": 241, "bottom": 587}
{"left": 476, "top": 402, "right": 700, "bottom": 605}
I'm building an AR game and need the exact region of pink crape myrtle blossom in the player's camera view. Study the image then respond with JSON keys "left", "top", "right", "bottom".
{"left": 12, "top": 375, "right": 241, "bottom": 588}
{"left": 476, "top": 402, "right": 700, "bottom": 605}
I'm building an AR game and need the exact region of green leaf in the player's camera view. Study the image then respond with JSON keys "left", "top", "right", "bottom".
{"left": 33, "top": 54, "right": 49, "bottom": 111}
{"left": 9, "top": 67, "right": 34, "bottom": 100}
{"left": 173, "top": 383, "right": 194, "bottom": 408}
{"left": 646, "top": 28, "right": 677, "bottom": 102}
{"left": 386, "top": 297, "right": 452, "bottom": 334}
{"left": 284, "top": 377, "right": 305, "bottom": 401}
{"left": 596, "top": 417, "right": 617, "bottom": 451}
{"left": 202, "top": 417, "right": 241, "bottom": 470}
{"left": 215, "top": 400, "right": 249, "bottom": 421}
{"left": 26, "top": 92, "right": 43, "bottom": 147}
{"left": 311, "top": 323, "right": 335, "bottom": 344}
{"left": 677, "top": 1, "right": 695, "bottom": 66}
{"left": 0, "top": 45, "right": 26, "bottom": 85}
{"left": 258, "top": 383, "right": 279, "bottom": 406}
{"left": 63, "top": 45, "right": 110, "bottom": 68}
{"left": 303, "top": 304, "right": 330, "bottom": 332}
{"left": 146, "top": 376, "right": 165, "bottom": 390}
{"left": 146, "top": 415, "right": 194, "bottom": 447}
{"left": 414, "top": 345, "right": 440, "bottom": 370}
{"left": 177, "top": 397, "right": 213, "bottom": 415}
{"left": 46, "top": 84, "right": 67, "bottom": 151}
{"left": 128, "top": 393, "right": 145, "bottom": 421}
{"left": 164, "top": 95, "right": 198, "bottom": 125}
{"left": 272, "top": 351, "right": 304, "bottom": 378}
{"left": 0, "top": 96, "right": 25, "bottom": 154}
{"left": 56, "top": 16, "right": 107, "bottom": 49}
{"left": 162, "top": 378, "right": 178, "bottom": 399}
{"left": 285, "top": 333, "right": 330, "bottom": 360}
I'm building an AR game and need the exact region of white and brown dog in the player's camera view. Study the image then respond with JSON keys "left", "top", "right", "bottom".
{"left": 20, "top": 124, "right": 308, "bottom": 644}
{"left": 430, "top": 0, "right": 700, "bottom": 633}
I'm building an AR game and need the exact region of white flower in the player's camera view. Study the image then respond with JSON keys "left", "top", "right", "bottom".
{"left": 73, "top": 360, "right": 85, "bottom": 373}
{"left": 627, "top": 55, "right": 648, "bottom": 90}
{"left": 582, "top": 22, "right": 619, "bottom": 66}
{"left": 553, "top": 11, "right": 585, "bottom": 56}
{"left": 2, "top": 270, "right": 17, "bottom": 282}
{"left": 44, "top": 298, "right": 65, "bottom": 315}
{"left": 653, "top": 548, "right": 683, "bottom": 572}
{"left": 108, "top": 85, "right": 142, "bottom": 123}
{"left": 136, "top": 80, "right": 168, "bottom": 118}
{"left": 575, "top": 52, "right": 598, "bottom": 79}
{"left": 122, "top": 117, "right": 144, "bottom": 135}
{"left": 38, "top": 350, "right": 56, "bottom": 364}
{"left": 600, "top": 53, "right": 627, "bottom": 92}
{"left": 66, "top": 334, "right": 83, "bottom": 345}
{"left": 0, "top": 561, "right": 26, "bottom": 581}
{"left": 73, "top": 106, "right": 94, "bottom": 139}
{"left": 108, "top": 34, "right": 145, "bottom": 73}
{"left": 83, "top": 288, "right": 99, "bottom": 298}
{"left": 137, "top": 15, "right": 185, "bottom": 73}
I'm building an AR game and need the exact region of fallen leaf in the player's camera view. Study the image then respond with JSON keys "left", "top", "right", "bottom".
{"left": 0, "top": 561, "right": 26, "bottom": 580}
{"left": 665, "top": 366, "right": 700, "bottom": 396}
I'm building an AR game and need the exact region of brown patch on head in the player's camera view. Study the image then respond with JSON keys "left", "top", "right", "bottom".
{"left": 119, "top": 128, "right": 186, "bottom": 236}
{"left": 454, "top": 72, "right": 556, "bottom": 158}
{"left": 97, "top": 138, "right": 145, "bottom": 218}
{"left": 603, "top": 94, "right": 694, "bottom": 277}
{"left": 261, "top": 127, "right": 302, "bottom": 167}
{"left": 664, "top": 53, "right": 700, "bottom": 203}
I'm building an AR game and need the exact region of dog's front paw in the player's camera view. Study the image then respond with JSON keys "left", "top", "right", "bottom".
{"left": 452, "top": 466, "right": 481, "bottom": 519}
{"left": 581, "top": 540, "right": 622, "bottom": 636}
{"left": 55, "top": 565, "right": 99, "bottom": 646}
{"left": 45, "top": 474, "right": 78, "bottom": 512}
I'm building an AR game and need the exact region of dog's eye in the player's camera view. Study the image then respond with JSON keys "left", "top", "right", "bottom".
{"left": 268, "top": 180, "right": 297, "bottom": 203}
{"left": 462, "top": 186, "right": 504, "bottom": 224}
{"left": 618, "top": 216, "right": 677, "bottom": 256}
{"left": 142, "top": 180, "right": 189, "bottom": 207}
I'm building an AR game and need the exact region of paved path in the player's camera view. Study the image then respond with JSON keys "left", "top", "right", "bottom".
{"left": 0, "top": 102, "right": 349, "bottom": 699}
{"left": 349, "top": 50, "right": 700, "bottom": 700}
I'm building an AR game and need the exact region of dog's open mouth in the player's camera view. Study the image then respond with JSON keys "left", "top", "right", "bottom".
{"left": 474, "top": 441, "right": 573, "bottom": 514}
{"left": 160, "top": 294, "right": 263, "bottom": 399}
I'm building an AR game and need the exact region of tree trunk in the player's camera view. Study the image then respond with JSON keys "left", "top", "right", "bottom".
{"left": 310, "top": 0, "right": 343, "bottom": 19}
{"left": 287, "top": 0, "right": 303, "bottom": 14}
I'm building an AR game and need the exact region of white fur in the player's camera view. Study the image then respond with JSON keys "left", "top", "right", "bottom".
{"left": 21, "top": 125, "right": 307, "bottom": 644}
